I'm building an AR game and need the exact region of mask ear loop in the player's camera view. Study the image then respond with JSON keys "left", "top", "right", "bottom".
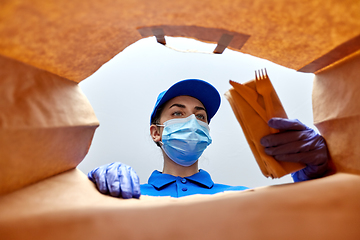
{"left": 156, "top": 125, "right": 166, "bottom": 157}
{"left": 155, "top": 124, "right": 164, "bottom": 147}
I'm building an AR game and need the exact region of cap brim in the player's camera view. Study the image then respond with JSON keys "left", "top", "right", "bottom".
{"left": 150, "top": 79, "right": 221, "bottom": 124}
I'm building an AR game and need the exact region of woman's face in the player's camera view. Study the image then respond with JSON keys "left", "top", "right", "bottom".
{"left": 159, "top": 95, "right": 208, "bottom": 124}
{"left": 150, "top": 95, "right": 209, "bottom": 145}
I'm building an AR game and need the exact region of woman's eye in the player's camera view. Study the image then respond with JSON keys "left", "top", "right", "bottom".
{"left": 172, "top": 111, "right": 183, "bottom": 116}
{"left": 196, "top": 114, "right": 205, "bottom": 120}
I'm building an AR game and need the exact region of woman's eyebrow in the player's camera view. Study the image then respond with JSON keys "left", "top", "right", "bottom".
{"left": 195, "top": 106, "right": 206, "bottom": 111}
{"left": 169, "top": 103, "right": 206, "bottom": 112}
{"left": 169, "top": 103, "right": 186, "bottom": 109}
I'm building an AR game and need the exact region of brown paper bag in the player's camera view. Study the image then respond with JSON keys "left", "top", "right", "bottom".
{"left": 225, "top": 79, "right": 305, "bottom": 178}
{"left": 0, "top": 55, "right": 99, "bottom": 195}
{"left": 313, "top": 51, "right": 360, "bottom": 175}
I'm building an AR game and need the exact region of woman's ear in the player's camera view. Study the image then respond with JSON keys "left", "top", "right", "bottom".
{"left": 150, "top": 124, "right": 162, "bottom": 143}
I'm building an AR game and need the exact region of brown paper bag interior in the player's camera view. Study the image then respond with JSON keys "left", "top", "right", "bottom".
{"left": 0, "top": 0, "right": 359, "bottom": 82}
{"left": 1, "top": 1, "right": 360, "bottom": 239}
{"left": 0, "top": 55, "right": 99, "bottom": 195}
{"left": 1, "top": 168, "right": 360, "bottom": 239}
{"left": 313, "top": 50, "right": 360, "bottom": 175}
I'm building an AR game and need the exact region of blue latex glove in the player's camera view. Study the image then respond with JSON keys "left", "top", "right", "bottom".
{"left": 260, "top": 118, "right": 329, "bottom": 182}
{"left": 87, "top": 162, "right": 141, "bottom": 199}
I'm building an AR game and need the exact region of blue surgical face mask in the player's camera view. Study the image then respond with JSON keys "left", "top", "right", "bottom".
{"left": 157, "top": 114, "right": 212, "bottom": 167}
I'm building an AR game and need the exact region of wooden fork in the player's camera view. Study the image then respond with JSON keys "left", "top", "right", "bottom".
{"left": 255, "top": 69, "right": 278, "bottom": 133}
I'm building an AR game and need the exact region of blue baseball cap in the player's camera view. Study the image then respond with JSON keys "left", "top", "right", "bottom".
{"left": 150, "top": 79, "right": 221, "bottom": 124}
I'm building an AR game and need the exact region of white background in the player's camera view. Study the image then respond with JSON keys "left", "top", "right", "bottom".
{"left": 78, "top": 37, "right": 315, "bottom": 189}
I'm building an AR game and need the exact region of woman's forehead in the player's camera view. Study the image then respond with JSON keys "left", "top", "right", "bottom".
{"left": 163, "top": 95, "right": 205, "bottom": 109}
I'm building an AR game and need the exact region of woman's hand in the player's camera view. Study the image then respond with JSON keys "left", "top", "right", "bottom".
{"left": 260, "top": 118, "right": 329, "bottom": 182}
{"left": 87, "top": 162, "right": 141, "bottom": 199}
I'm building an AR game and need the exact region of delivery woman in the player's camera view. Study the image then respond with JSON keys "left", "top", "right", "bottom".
{"left": 88, "top": 79, "right": 329, "bottom": 198}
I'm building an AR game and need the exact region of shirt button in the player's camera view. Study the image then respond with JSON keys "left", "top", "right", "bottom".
{"left": 181, "top": 178, "right": 187, "bottom": 184}
{"left": 182, "top": 187, "right": 188, "bottom": 191}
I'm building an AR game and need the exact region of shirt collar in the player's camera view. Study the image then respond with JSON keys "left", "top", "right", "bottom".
{"left": 148, "top": 169, "right": 214, "bottom": 189}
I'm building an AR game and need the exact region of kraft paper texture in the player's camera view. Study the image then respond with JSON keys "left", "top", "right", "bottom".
{"left": 0, "top": 0, "right": 359, "bottom": 82}
{"left": 1, "top": 1, "right": 360, "bottom": 239}
{"left": 0, "top": 55, "right": 99, "bottom": 195}
{"left": 1, "top": 169, "right": 360, "bottom": 239}
{"left": 312, "top": 50, "right": 360, "bottom": 175}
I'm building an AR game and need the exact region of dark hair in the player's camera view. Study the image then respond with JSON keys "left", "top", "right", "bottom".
{"left": 151, "top": 104, "right": 164, "bottom": 147}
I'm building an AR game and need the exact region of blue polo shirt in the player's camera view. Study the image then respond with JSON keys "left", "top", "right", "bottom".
{"left": 140, "top": 169, "right": 249, "bottom": 198}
